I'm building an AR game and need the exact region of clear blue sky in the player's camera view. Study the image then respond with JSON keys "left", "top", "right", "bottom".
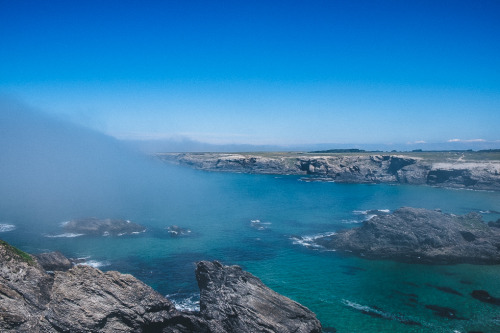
{"left": 1, "top": 0, "right": 499, "bottom": 148}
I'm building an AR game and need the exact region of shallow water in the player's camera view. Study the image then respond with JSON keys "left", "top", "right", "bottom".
{"left": 2, "top": 164, "right": 500, "bottom": 332}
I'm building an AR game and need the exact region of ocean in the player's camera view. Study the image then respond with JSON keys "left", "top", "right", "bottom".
{"left": 1, "top": 162, "right": 500, "bottom": 332}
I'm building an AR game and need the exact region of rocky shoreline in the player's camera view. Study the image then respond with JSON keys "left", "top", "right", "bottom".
{"left": 0, "top": 240, "right": 322, "bottom": 332}
{"left": 313, "top": 207, "right": 500, "bottom": 264}
{"left": 156, "top": 152, "right": 500, "bottom": 191}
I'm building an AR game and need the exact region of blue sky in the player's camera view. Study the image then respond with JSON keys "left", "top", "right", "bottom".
{"left": 1, "top": 0, "right": 499, "bottom": 148}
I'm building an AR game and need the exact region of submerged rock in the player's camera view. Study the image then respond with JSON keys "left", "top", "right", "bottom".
{"left": 424, "top": 304, "right": 467, "bottom": 320}
{"left": 167, "top": 225, "right": 191, "bottom": 237}
{"left": 63, "top": 217, "right": 146, "bottom": 236}
{"left": 0, "top": 240, "right": 322, "bottom": 332}
{"left": 471, "top": 290, "right": 500, "bottom": 306}
{"left": 315, "top": 207, "right": 500, "bottom": 264}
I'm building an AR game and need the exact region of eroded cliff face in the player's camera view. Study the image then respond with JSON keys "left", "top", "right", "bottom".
{"left": 0, "top": 241, "right": 321, "bottom": 333}
{"left": 157, "top": 153, "right": 500, "bottom": 191}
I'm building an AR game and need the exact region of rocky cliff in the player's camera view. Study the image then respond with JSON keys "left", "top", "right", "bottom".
{"left": 314, "top": 208, "right": 500, "bottom": 264}
{"left": 157, "top": 153, "right": 500, "bottom": 191}
{"left": 0, "top": 240, "right": 321, "bottom": 332}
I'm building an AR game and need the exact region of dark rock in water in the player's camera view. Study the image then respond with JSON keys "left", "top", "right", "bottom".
{"left": 0, "top": 240, "right": 322, "bottom": 332}
{"left": 34, "top": 252, "right": 72, "bottom": 271}
{"left": 426, "top": 284, "right": 463, "bottom": 296}
{"left": 63, "top": 217, "right": 146, "bottom": 236}
{"left": 435, "top": 286, "right": 463, "bottom": 296}
{"left": 488, "top": 219, "right": 500, "bottom": 228}
{"left": 425, "top": 305, "right": 466, "bottom": 320}
{"left": 322, "top": 326, "right": 337, "bottom": 333}
{"left": 196, "top": 260, "right": 322, "bottom": 333}
{"left": 167, "top": 225, "right": 191, "bottom": 237}
{"left": 471, "top": 290, "right": 500, "bottom": 306}
{"left": 340, "top": 264, "right": 366, "bottom": 275}
{"left": 315, "top": 207, "right": 500, "bottom": 264}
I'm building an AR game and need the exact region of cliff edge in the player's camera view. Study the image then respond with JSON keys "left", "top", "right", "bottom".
{"left": 156, "top": 153, "right": 500, "bottom": 191}
{"left": 0, "top": 240, "right": 321, "bottom": 332}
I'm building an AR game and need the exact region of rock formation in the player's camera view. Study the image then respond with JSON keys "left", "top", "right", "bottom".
{"left": 34, "top": 251, "right": 72, "bottom": 271}
{"left": 196, "top": 260, "right": 322, "bottom": 333}
{"left": 314, "top": 207, "right": 500, "bottom": 264}
{"left": 0, "top": 240, "right": 321, "bottom": 332}
{"left": 156, "top": 153, "right": 500, "bottom": 191}
{"left": 63, "top": 217, "right": 146, "bottom": 236}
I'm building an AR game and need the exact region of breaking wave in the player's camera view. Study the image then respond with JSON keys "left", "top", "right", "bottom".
{"left": 290, "top": 231, "right": 336, "bottom": 250}
{"left": 45, "top": 233, "right": 84, "bottom": 238}
{"left": 0, "top": 223, "right": 16, "bottom": 232}
{"left": 166, "top": 292, "right": 200, "bottom": 312}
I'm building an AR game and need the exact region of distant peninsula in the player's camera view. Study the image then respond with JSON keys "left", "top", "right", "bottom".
{"left": 156, "top": 150, "right": 500, "bottom": 191}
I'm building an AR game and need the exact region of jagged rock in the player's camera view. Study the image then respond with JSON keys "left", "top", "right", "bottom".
{"left": 0, "top": 241, "right": 53, "bottom": 332}
{"left": 315, "top": 208, "right": 500, "bottom": 264}
{"left": 44, "top": 265, "right": 180, "bottom": 332}
{"left": 63, "top": 217, "right": 146, "bottom": 236}
{"left": 196, "top": 260, "right": 322, "bottom": 333}
{"left": 0, "top": 240, "right": 322, "bottom": 332}
{"left": 34, "top": 252, "right": 72, "bottom": 271}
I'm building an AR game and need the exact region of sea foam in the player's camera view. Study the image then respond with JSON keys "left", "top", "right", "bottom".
{"left": 45, "top": 233, "right": 84, "bottom": 238}
{"left": 0, "top": 224, "right": 16, "bottom": 232}
{"left": 290, "top": 231, "right": 336, "bottom": 249}
{"left": 166, "top": 292, "right": 200, "bottom": 312}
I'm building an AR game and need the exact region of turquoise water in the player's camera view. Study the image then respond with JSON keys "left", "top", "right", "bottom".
{"left": 2, "top": 163, "right": 500, "bottom": 332}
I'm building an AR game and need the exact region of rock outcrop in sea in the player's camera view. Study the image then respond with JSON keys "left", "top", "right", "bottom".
{"left": 63, "top": 217, "right": 146, "bottom": 236}
{"left": 314, "top": 207, "right": 500, "bottom": 264}
{"left": 156, "top": 153, "right": 500, "bottom": 191}
{"left": 0, "top": 240, "right": 322, "bottom": 332}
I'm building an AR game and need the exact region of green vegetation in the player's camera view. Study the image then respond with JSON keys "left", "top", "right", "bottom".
{"left": 0, "top": 240, "right": 35, "bottom": 265}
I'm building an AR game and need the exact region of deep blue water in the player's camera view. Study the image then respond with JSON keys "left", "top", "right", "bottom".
{"left": 2, "top": 163, "right": 500, "bottom": 332}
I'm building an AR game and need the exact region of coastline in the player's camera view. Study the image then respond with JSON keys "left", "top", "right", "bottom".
{"left": 156, "top": 152, "right": 500, "bottom": 191}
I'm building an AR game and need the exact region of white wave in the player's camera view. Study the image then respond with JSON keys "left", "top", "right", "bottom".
{"left": 341, "top": 219, "right": 363, "bottom": 224}
{"left": 118, "top": 229, "right": 146, "bottom": 236}
{"left": 353, "top": 209, "right": 390, "bottom": 215}
{"left": 59, "top": 221, "right": 70, "bottom": 227}
{"left": 343, "top": 299, "right": 383, "bottom": 315}
{"left": 290, "top": 231, "right": 336, "bottom": 249}
{"left": 45, "top": 233, "right": 84, "bottom": 238}
{"left": 0, "top": 224, "right": 16, "bottom": 232}
{"left": 166, "top": 293, "right": 200, "bottom": 312}
{"left": 77, "top": 260, "right": 110, "bottom": 269}
{"left": 250, "top": 219, "right": 271, "bottom": 230}
{"left": 365, "top": 214, "right": 377, "bottom": 221}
